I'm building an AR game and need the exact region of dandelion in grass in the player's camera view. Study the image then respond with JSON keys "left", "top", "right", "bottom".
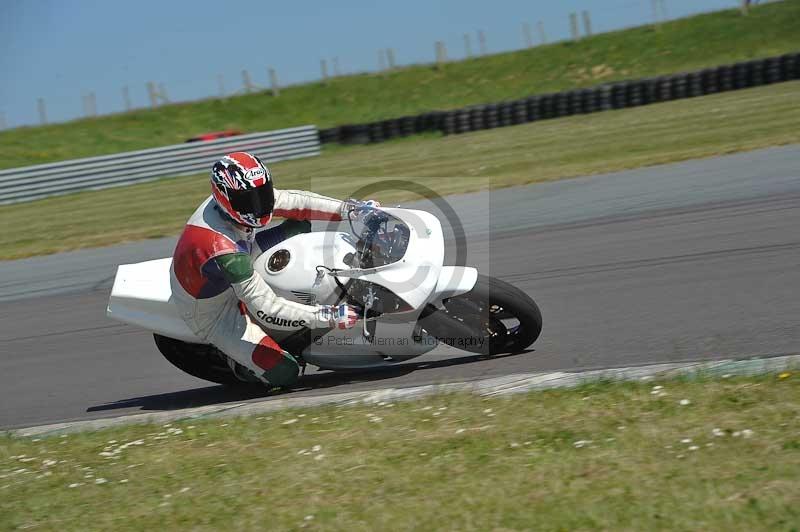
{"left": 67, "top": 483, "right": 83, "bottom": 488}
{"left": 681, "top": 438, "right": 692, "bottom": 444}
{"left": 712, "top": 428, "right": 725, "bottom": 437}
{"left": 573, "top": 440, "right": 592, "bottom": 448}
{"left": 688, "top": 446, "right": 699, "bottom": 451}
{"left": 779, "top": 372, "right": 791, "bottom": 379}
{"left": 95, "top": 478, "right": 107, "bottom": 485}
{"left": 282, "top": 418, "right": 298, "bottom": 425}
{"left": 741, "top": 429, "right": 754, "bottom": 438}
{"left": 679, "top": 399, "right": 691, "bottom": 406}
{"left": 314, "top": 454, "right": 325, "bottom": 461}
{"left": 311, "top": 445, "right": 322, "bottom": 453}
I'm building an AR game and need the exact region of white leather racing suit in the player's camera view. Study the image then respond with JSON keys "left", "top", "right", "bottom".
{"left": 170, "top": 189, "right": 349, "bottom": 386}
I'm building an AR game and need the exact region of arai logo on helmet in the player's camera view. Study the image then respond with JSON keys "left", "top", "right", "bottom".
{"left": 245, "top": 168, "right": 267, "bottom": 182}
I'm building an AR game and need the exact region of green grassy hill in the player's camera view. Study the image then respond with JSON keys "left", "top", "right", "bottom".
{"left": 1, "top": 0, "right": 798, "bottom": 169}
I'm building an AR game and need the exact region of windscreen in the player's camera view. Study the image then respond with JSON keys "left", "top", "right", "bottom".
{"left": 353, "top": 211, "right": 411, "bottom": 268}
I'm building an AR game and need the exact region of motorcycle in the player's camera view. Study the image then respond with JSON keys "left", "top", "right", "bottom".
{"left": 106, "top": 207, "right": 542, "bottom": 385}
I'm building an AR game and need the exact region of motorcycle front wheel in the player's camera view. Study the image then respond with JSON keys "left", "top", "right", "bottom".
{"left": 420, "top": 274, "right": 542, "bottom": 356}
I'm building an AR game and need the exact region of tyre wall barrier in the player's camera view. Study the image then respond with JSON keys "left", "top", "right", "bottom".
{"left": 317, "top": 52, "right": 800, "bottom": 145}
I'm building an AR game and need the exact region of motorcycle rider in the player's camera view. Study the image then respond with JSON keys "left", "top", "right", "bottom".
{"left": 170, "top": 151, "right": 377, "bottom": 388}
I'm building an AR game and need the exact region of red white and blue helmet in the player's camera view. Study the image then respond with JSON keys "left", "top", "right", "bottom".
{"left": 210, "top": 152, "right": 275, "bottom": 228}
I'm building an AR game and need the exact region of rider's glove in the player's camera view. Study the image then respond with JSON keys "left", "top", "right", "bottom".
{"left": 344, "top": 199, "right": 381, "bottom": 220}
{"left": 358, "top": 199, "right": 381, "bottom": 211}
{"left": 317, "top": 304, "right": 360, "bottom": 329}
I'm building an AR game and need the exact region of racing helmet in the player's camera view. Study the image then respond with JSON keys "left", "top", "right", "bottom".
{"left": 210, "top": 152, "right": 275, "bottom": 228}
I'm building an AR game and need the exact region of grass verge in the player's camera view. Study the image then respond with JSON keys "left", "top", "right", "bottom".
{"left": 2, "top": 374, "right": 799, "bottom": 530}
{"left": 1, "top": 1, "right": 799, "bottom": 168}
{"left": 1, "top": 82, "right": 798, "bottom": 261}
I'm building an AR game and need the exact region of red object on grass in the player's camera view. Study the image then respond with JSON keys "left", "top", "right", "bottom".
{"left": 185, "top": 130, "right": 242, "bottom": 143}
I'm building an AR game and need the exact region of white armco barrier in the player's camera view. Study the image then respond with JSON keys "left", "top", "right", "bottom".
{"left": 0, "top": 125, "right": 321, "bottom": 205}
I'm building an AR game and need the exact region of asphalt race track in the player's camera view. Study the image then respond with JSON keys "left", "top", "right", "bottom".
{"left": 2, "top": 145, "right": 799, "bottom": 430}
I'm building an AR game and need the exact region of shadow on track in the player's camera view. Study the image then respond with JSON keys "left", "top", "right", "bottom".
{"left": 86, "top": 351, "right": 532, "bottom": 414}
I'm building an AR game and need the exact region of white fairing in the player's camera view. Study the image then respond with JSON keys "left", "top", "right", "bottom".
{"left": 107, "top": 258, "right": 201, "bottom": 343}
{"left": 106, "top": 208, "right": 479, "bottom": 370}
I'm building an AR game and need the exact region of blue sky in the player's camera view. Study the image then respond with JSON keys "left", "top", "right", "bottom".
{"left": 0, "top": 0, "right": 739, "bottom": 128}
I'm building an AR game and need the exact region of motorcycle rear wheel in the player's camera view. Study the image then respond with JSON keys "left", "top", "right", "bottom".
{"left": 153, "top": 334, "right": 244, "bottom": 386}
{"left": 422, "top": 274, "right": 542, "bottom": 356}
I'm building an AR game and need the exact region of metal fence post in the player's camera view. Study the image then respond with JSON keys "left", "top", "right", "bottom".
{"left": 651, "top": 0, "right": 661, "bottom": 26}
{"left": 523, "top": 22, "right": 533, "bottom": 48}
{"left": 435, "top": 41, "right": 447, "bottom": 68}
{"left": 242, "top": 70, "right": 256, "bottom": 93}
{"left": 37, "top": 98, "right": 47, "bottom": 125}
{"left": 147, "top": 82, "right": 158, "bottom": 108}
{"left": 158, "top": 84, "right": 169, "bottom": 103}
{"left": 321, "top": 60, "right": 329, "bottom": 85}
{"left": 386, "top": 48, "right": 396, "bottom": 70}
{"left": 478, "top": 30, "right": 487, "bottom": 55}
{"left": 269, "top": 68, "right": 280, "bottom": 96}
{"left": 569, "top": 13, "right": 580, "bottom": 41}
{"left": 537, "top": 21, "right": 547, "bottom": 45}
{"left": 378, "top": 49, "right": 386, "bottom": 72}
{"left": 582, "top": 11, "right": 592, "bottom": 37}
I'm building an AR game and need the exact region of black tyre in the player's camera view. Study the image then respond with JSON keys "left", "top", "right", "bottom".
{"left": 421, "top": 274, "right": 542, "bottom": 356}
{"left": 153, "top": 334, "right": 243, "bottom": 386}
